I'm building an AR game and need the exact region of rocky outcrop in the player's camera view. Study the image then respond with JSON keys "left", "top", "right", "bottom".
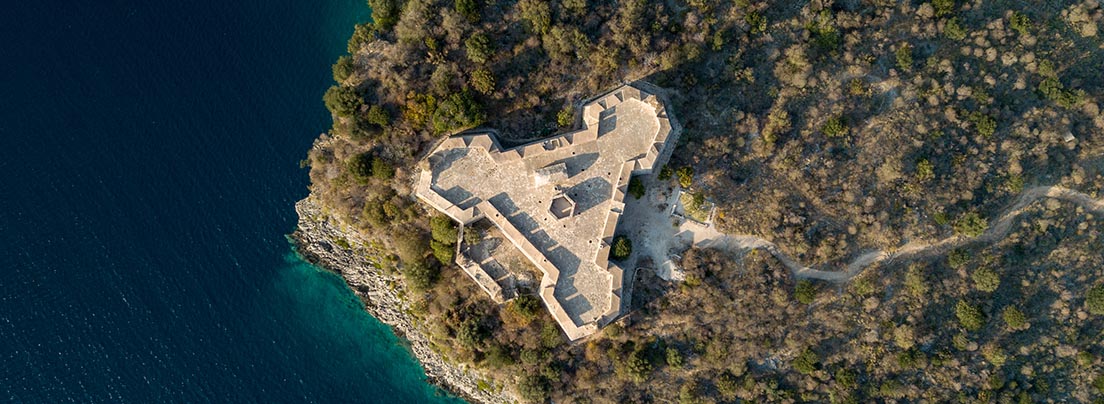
{"left": 291, "top": 197, "right": 513, "bottom": 404}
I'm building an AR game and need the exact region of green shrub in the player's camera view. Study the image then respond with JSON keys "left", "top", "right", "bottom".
{"left": 628, "top": 177, "right": 645, "bottom": 199}
{"left": 482, "top": 343, "right": 514, "bottom": 368}
{"left": 403, "top": 261, "right": 439, "bottom": 290}
{"left": 430, "top": 216, "right": 457, "bottom": 244}
{"left": 430, "top": 239, "right": 454, "bottom": 265}
{"left": 955, "top": 300, "right": 986, "bottom": 331}
{"left": 611, "top": 235, "right": 632, "bottom": 260}
{"left": 540, "top": 322, "right": 562, "bottom": 348}
{"left": 932, "top": 0, "right": 955, "bottom": 17}
{"left": 835, "top": 368, "right": 857, "bottom": 390}
{"left": 432, "top": 90, "right": 486, "bottom": 134}
{"left": 905, "top": 264, "right": 930, "bottom": 297}
{"left": 915, "top": 158, "right": 935, "bottom": 182}
{"left": 323, "top": 85, "right": 363, "bottom": 117}
{"left": 365, "top": 105, "right": 390, "bottom": 128}
{"left": 944, "top": 18, "right": 967, "bottom": 40}
{"left": 792, "top": 348, "right": 819, "bottom": 375}
{"left": 456, "top": 317, "right": 486, "bottom": 348}
{"left": 948, "top": 248, "right": 971, "bottom": 269}
{"left": 517, "top": 374, "right": 550, "bottom": 403}
{"left": 1093, "top": 374, "right": 1104, "bottom": 392}
{"left": 954, "top": 212, "right": 988, "bottom": 237}
{"left": 971, "top": 267, "right": 1000, "bottom": 293}
{"left": 666, "top": 347, "right": 684, "bottom": 368}
{"left": 676, "top": 166, "right": 694, "bottom": 188}
{"left": 622, "top": 347, "right": 653, "bottom": 383}
{"left": 556, "top": 105, "right": 573, "bottom": 127}
{"left": 469, "top": 68, "right": 495, "bottom": 95}
{"left": 1038, "top": 77, "right": 1086, "bottom": 109}
{"left": 795, "top": 280, "right": 817, "bottom": 304}
{"left": 745, "top": 11, "right": 767, "bottom": 35}
{"left": 347, "top": 153, "right": 375, "bottom": 184}
{"left": 1002, "top": 306, "right": 1027, "bottom": 330}
{"left": 1087, "top": 284, "right": 1104, "bottom": 315}
{"left": 1009, "top": 11, "right": 1031, "bottom": 36}
{"left": 371, "top": 157, "right": 394, "bottom": 180}
{"left": 332, "top": 55, "right": 354, "bottom": 82}
{"left": 464, "top": 33, "right": 493, "bottom": 64}
{"left": 968, "top": 112, "right": 996, "bottom": 137}
{"left": 367, "top": 0, "right": 401, "bottom": 30}
{"left": 822, "top": 116, "right": 849, "bottom": 138}
{"left": 895, "top": 43, "right": 913, "bottom": 72}
{"left": 658, "top": 165, "right": 673, "bottom": 181}
{"left": 982, "top": 344, "right": 1008, "bottom": 367}
{"left": 716, "top": 371, "right": 739, "bottom": 400}
{"left": 1077, "top": 351, "right": 1095, "bottom": 367}
{"left": 510, "top": 295, "right": 542, "bottom": 320}
{"left": 455, "top": 0, "right": 480, "bottom": 22}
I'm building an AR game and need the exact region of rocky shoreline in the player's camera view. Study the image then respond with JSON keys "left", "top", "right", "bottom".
{"left": 290, "top": 197, "right": 512, "bottom": 404}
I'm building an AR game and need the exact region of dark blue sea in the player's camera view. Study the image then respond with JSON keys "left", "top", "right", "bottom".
{"left": 1, "top": 1, "right": 464, "bottom": 402}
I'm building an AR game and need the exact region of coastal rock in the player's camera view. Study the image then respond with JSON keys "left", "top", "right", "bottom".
{"left": 291, "top": 197, "right": 512, "bottom": 404}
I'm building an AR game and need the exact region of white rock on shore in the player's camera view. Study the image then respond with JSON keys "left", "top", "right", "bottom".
{"left": 291, "top": 197, "right": 513, "bottom": 404}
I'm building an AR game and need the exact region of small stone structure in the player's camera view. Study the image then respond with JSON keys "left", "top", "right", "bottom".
{"left": 415, "top": 83, "right": 678, "bottom": 341}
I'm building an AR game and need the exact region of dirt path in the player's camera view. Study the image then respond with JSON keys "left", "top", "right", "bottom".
{"left": 685, "top": 185, "right": 1104, "bottom": 283}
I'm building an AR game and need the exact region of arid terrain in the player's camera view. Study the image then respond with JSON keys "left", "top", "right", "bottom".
{"left": 301, "top": 0, "right": 1104, "bottom": 402}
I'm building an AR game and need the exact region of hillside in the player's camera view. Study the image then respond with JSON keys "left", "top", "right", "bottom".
{"left": 300, "top": 0, "right": 1104, "bottom": 402}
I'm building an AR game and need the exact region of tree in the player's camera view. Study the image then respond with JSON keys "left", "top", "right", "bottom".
{"left": 430, "top": 239, "right": 454, "bottom": 264}
{"left": 464, "top": 33, "right": 493, "bottom": 64}
{"left": 556, "top": 105, "right": 573, "bottom": 127}
{"left": 623, "top": 347, "right": 653, "bottom": 383}
{"left": 895, "top": 42, "right": 913, "bottom": 72}
{"left": 905, "top": 264, "right": 929, "bottom": 297}
{"left": 430, "top": 215, "right": 457, "bottom": 244}
{"left": 517, "top": 374, "right": 550, "bottom": 402}
{"left": 332, "top": 55, "right": 354, "bottom": 82}
{"left": 455, "top": 0, "right": 480, "bottom": 23}
{"left": 456, "top": 317, "right": 486, "bottom": 348}
{"left": 365, "top": 105, "right": 390, "bottom": 127}
{"left": 368, "top": 0, "right": 401, "bottom": 31}
{"left": 676, "top": 166, "right": 694, "bottom": 188}
{"left": 822, "top": 116, "right": 849, "bottom": 138}
{"left": 517, "top": 0, "right": 552, "bottom": 35}
{"left": 955, "top": 300, "right": 985, "bottom": 331}
{"left": 1087, "top": 284, "right": 1104, "bottom": 315}
{"left": 469, "top": 68, "right": 495, "bottom": 95}
{"left": 611, "top": 236, "right": 632, "bottom": 260}
{"left": 432, "top": 90, "right": 486, "bottom": 133}
{"left": 971, "top": 267, "right": 1000, "bottom": 292}
{"left": 403, "top": 260, "right": 439, "bottom": 290}
{"left": 666, "top": 347, "right": 684, "bottom": 368}
{"left": 347, "top": 153, "right": 375, "bottom": 184}
{"left": 943, "top": 18, "right": 967, "bottom": 40}
{"left": 716, "top": 371, "right": 739, "bottom": 400}
{"left": 968, "top": 112, "right": 996, "bottom": 138}
{"left": 658, "top": 165, "right": 673, "bottom": 181}
{"left": 628, "top": 177, "right": 645, "bottom": 199}
{"left": 792, "top": 348, "right": 819, "bottom": 374}
{"left": 323, "top": 85, "right": 363, "bottom": 117}
{"left": 932, "top": 0, "right": 955, "bottom": 17}
{"left": 954, "top": 212, "right": 988, "bottom": 237}
{"left": 794, "top": 280, "right": 817, "bottom": 304}
{"left": 1002, "top": 306, "right": 1027, "bottom": 330}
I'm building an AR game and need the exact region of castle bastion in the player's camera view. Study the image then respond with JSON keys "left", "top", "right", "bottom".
{"left": 414, "top": 83, "right": 678, "bottom": 341}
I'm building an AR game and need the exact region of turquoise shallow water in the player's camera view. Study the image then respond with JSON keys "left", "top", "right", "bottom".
{"left": 0, "top": 0, "right": 465, "bottom": 402}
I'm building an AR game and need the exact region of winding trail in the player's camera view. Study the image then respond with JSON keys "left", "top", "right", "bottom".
{"left": 686, "top": 186, "right": 1104, "bottom": 283}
